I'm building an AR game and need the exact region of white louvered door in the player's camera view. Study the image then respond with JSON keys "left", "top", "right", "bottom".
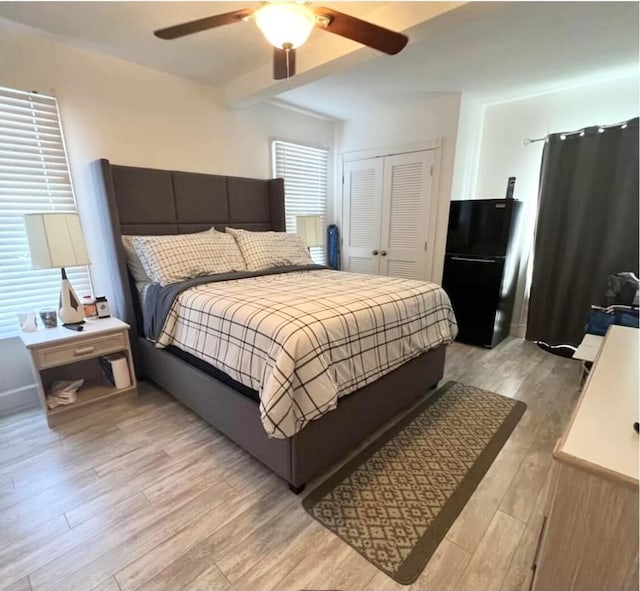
{"left": 379, "top": 151, "right": 433, "bottom": 281}
{"left": 342, "top": 150, "right": 433, "bottom": 280}
{"left": 342, "top": 157, "right": 383, "bottom": 275}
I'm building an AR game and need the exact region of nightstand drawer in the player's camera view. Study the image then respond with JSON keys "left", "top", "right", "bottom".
{"left": 36, "top": 332, "right": 126, "bottom": 369}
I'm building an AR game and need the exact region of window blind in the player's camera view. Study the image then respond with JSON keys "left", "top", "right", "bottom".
{"left": 0, "top": 86, "right": 91, "bottom": 339}
{"left": 272, "top": 140, "right": 329, "bottom": 264}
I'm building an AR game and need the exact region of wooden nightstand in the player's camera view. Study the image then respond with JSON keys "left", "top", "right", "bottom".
{"left": 19, "top": 317, "right": 137, "bottom": 426}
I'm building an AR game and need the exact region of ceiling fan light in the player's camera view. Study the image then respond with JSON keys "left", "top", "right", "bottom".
{"left": 255, "top": 2, "right": 316, "bottom": 49}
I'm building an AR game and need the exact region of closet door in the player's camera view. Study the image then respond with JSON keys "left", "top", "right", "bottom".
{"left": 342, "top": 157, "right": 384, "bottom": 274}
{"left": 379, "top": 151, "right": 433, "bottom": 281}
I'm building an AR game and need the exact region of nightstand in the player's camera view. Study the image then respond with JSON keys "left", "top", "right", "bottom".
{"left": 19, "top": 317, "right": 137, "bottom": 426}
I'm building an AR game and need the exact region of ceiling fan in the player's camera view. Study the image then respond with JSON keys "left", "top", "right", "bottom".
{"left": 154, "top": 1, "right": 409, "bottom": 81}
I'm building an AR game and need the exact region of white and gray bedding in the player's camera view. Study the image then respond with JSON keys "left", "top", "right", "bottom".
{"left": 145, "top": 267, "right": 457, "bottom": 439}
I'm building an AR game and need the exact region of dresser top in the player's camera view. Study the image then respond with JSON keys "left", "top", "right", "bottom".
{"left": 19, "top": 317, "right": 130, "bottom": 348}
{"left": 557, "top": 325, "right": 639, "bottom": 486}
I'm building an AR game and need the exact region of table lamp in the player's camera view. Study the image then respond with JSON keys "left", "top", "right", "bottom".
{"left": 296, "top": 214, "right": 324, "bottom": 250}
{"left": 23, "top": 212, "right": 90, "bottom": 326}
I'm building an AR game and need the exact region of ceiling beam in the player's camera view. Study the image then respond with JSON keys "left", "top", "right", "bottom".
{"left": 222, "top": 1, "right": 467, "bottom": 108}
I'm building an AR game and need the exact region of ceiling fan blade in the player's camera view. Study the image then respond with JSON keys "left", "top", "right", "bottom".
{"left": 274, "top": 47, "right": 296, "bottom": 80}
{"left": 314, "top": 7, "right": 408, "bottom": 55}
{"left": 154, "top": 8, "right": 254, "bottom": 39}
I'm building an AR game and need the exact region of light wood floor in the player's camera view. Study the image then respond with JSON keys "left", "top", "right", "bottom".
{"left": 0, "top": 338, "right": 581, "bottom": 591}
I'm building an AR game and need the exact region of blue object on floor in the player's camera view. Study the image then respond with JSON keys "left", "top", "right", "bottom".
{"left": 327, "top": 224, "right": 340, "bottom": 270}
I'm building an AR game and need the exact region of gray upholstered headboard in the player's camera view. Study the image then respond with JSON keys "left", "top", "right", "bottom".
{"left": 93, "top": 158, "right": 285, "bottom": 366}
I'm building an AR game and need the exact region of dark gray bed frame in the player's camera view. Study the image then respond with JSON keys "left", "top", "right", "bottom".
{"left": 93, "top": 158, "right": 446, "bottom": 492}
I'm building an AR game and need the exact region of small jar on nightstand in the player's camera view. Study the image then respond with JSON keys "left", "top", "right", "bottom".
{"left": 82, "top": 295, "right": 98, "bottom": 319}
{"left": 95, "top": 296, "right": 111, "bottom": 319}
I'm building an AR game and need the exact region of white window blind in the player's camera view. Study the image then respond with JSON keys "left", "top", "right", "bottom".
{"left": 272, "top": 140, "right": 329, "bottom": 264}
{"left": 0, "top": 86, "right": 91, "bottom": 339}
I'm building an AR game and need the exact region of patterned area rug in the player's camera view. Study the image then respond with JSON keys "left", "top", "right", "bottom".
{"left": 302, "top": 381, "right": 527, "bottom": 584}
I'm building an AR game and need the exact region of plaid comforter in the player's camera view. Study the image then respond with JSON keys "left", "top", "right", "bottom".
{"left": 155, "top": 269, "right": 457, "bottom": 438}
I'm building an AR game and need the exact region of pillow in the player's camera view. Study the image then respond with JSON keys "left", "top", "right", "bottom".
{"left": 122, "top": 228, "right": 216, "bottom": 283}
{"left": 132, "top": 231, "right": 247, "bottom": 286}
{"left": 121, "top": 235, "right": 152, "bottom": 284}
{"left": 225, "top": 228, "right": 313, "bottom": 272}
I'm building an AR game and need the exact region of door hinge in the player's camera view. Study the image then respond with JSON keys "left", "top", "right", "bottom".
{"left": 342, "top": 174, "right": 345, "bottom": 184}
{"left": 429, "top": 165, "right": 433, "bottom": 176}
{"left": 424, "top": 241, "right": 428, "bottom": 251}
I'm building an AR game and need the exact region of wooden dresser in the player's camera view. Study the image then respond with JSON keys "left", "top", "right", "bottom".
{"left": 532, "top": 325, "right": 639, "bottom": 591}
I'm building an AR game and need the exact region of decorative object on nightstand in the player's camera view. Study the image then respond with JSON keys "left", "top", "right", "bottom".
{"left": 17, "top": 311, "right": 38, "bottom": 332}
{"left": 95, "top": 296, "right": 111, "bottom": 318}
{"left": 39, "top": 308, "right": 58, "bottom": 328}
{"left": 82, "top": 295, "right": 98, "bottom": 319}
{"left": 19, "top": 317, "right": 137, "bottom": 426}
{"left": 296, "top": 214, "right": 324, "bottom": 251}
{"left": 23, "top": 212, "right": 90, "bottom": 327}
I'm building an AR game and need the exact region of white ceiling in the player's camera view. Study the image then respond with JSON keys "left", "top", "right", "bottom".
{"left": 0, "top": 2, "right": 637, "bottom": 120}
{"left": 280, "top": 1, "right": 640, "bottom": 118}
{"left": 0, "top": 1, "right": 385, "bottom": 86}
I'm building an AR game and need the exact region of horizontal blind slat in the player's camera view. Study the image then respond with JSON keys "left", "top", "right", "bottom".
{"left": 0, "top": 137, "right": 66, "bottom": 150}
{"left": 0, "top": 87, "right": 57, "bottom": 105}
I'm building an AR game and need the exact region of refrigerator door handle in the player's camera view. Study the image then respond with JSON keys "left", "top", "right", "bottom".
{"left": 450, "top": 256, "right": 497, "bottom": 263}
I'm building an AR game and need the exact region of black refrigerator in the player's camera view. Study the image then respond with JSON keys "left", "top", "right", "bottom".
{"left": 442, "top": 199, "right": 522, "bottom": 348}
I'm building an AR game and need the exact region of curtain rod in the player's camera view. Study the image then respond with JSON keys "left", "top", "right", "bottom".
{"left": 523, "top": 119, "right": 631, "bottom": 146}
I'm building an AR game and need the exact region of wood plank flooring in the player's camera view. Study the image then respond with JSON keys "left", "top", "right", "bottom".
{"left": 0, "top": 338, "right": 581, "bottom": 591}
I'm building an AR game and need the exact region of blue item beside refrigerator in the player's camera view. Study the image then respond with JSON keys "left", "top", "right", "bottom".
{"left": 327, "top": 224, "right": 340, "bottom": 270}
{"left": 442, "top": 199, "right": 522, "bottom": 348}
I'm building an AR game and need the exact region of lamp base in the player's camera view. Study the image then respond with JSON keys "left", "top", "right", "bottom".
{"left": 59, "top": 268, "right": 85, "bottom": 325}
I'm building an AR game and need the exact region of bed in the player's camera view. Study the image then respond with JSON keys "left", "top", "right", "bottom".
{"left": 93, "top": 159, "right": 453, "bottom": 492}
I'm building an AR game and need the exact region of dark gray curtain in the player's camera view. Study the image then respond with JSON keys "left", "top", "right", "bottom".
{"left": 526, "top": 118, "right": 639, "bottom": 346}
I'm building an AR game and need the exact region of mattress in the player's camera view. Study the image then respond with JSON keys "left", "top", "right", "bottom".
{"left": 151, "top": 269, "right": 457, "bottom": 438}
{"left": 166, "top": 345, "right": 260, "bottom": 403}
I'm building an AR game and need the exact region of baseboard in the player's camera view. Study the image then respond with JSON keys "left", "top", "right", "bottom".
{"left": 510, "top": 323, "right": 527, "bottom": 338}
{"left": 0, "top": 384, "right": 39, "bottom": 416}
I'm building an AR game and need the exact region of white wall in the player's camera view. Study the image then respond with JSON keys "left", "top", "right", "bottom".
{"left": 473, "top": 74, "right": 640, "bottom": 335}
{"left": 450, "top": 94, "right": 485, "bottom": 201}
{"left": 0, "top": 22, "right": 336, "bottom": 414}
{"left": 335, "top": 93, "right": 462, "bottom": 285}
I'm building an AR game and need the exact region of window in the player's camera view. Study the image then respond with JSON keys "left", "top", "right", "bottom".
{"left": 0, "top": 86, "right": 91, "bottom": 339}
{"left": 272, "top": 140, "right": 329, "bottom": 264}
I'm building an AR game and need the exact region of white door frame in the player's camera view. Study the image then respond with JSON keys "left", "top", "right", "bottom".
{"left": 339, "top": 138, "right": 443, "bottom": 281}
{"left": 342, "top": 138, "right": 442, "bottom": 162}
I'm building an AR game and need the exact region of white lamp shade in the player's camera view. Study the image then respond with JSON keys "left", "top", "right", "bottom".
{"left": 296, "top": 215, "right": 324, "bottom": 248}
{"left": 24, "top": 212, "right": 90, "bottom": 269}
{"left": 255, "top": 2, "right": 316, "bottom": 49}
